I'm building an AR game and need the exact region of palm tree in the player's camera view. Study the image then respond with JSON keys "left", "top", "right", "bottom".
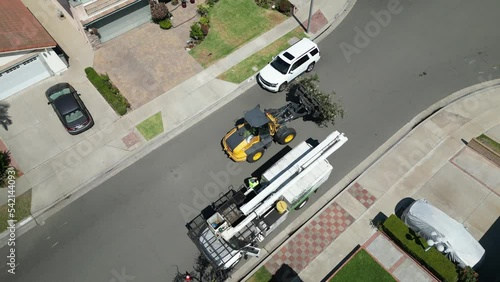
{"left": 0, "top": 102, "right": 13, "bottom": 130}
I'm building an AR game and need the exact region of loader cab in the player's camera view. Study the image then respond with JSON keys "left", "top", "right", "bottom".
{"left": 222, "top": 106, "right": 274, "bottom": 163}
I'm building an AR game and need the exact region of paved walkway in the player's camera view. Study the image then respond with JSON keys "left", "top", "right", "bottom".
{"left": 234, "top": 80, "right": 500, "bottom": 281}
{"left": 94, "top": 2, "right": 203, "bottom": 108}
{"left": 363, "top": 233, "right": 438, "bottom": 282}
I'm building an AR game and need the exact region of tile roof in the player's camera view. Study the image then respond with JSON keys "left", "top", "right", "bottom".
{"left": 0, "top": 0, "right": 56, "bottom": 53}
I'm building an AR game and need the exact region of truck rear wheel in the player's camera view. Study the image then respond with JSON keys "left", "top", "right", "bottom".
{"left": 276, "top": 127, "right": 296, "bottom": 145}
{"left": 295, "top": 198, "right": 309, "bottom": 210}
{"left": 247, "top": 149, "right": 264, "bottom": 163}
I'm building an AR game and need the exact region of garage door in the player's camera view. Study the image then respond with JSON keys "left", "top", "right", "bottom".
{"left": 0, "top": 55, "right": 51, "bottom": 100}
{"left": 92, "top": 0, "right": 151, "bottom": 43}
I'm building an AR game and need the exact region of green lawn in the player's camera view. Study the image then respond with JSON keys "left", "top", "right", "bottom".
{"left": 136, "top": 112, "right": 164, "bottom": 141}
{"left": 190, "top": 0, "right": 287, "bottom": 67}
{"left": 0, "top": 190, "right": 32, "bottom": 232}
{"left": 247, "top": 266, "right": 272, "bottom": 282}
{"left": 477, "top": 134, "right": 500, "bottom": 154}
{"left": 329, "top": 249, "right": 395, "bottom": 282}
{"left": 218, "top": 27, "right": 308, "bottom": 83}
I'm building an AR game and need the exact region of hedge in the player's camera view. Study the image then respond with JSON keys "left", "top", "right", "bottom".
{"left": 381, "top": 215, "right": 458, "bottom": 282}
{"left": 84, "top": 67, "right": 129, "bottom": 116}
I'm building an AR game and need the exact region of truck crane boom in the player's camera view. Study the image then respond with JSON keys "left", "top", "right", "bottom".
{"left": 220, "top": 131, "right": 347, "bottom": 241}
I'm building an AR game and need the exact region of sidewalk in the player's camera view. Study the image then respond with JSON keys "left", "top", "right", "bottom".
{"left": 234, "top": 80, "right": 500, "bottom": 281}
{"left": 0, "top": 0, "right": 353, "bottom": 243}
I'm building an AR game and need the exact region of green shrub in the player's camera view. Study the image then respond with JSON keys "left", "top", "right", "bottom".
{"left": 197, "top": 3, "right": 210, "bottom": 16}
{"left": 199, "top": 16, "right": 210, "bottom": 26}
{"left": 84, "top": 67, "right": 129, "bottom": 116}
{"left": 277, "top": 0, "right": 293, "bottom": 16}
{"left": 190, "top": 23, "right": 204, "bottom": 40}
{"left": 150, "top": 0, "right": 170, "bottom": 23}
{"left": 200, "top": 24, "right": 209, "bottom": 36}
{"left": 206, "top": 0, "right": 219, "bottom": 6}
{"left": 458, "top": 266, "right": 478, "bottom": 282}
{"left": 381, "top": 215, "right": 459, "bottom": 282}
{"left": 255, "top": 0, "right": 274, "bottom": 9}
{"left": 0, "top": 151, "right": 11, "bottom": 186}
{"left": 159, "top": 19, "right": 172, "bottom": 29}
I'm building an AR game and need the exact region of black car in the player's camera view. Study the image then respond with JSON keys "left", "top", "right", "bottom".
{"left": 46, "top": 83, "right": 94, "bottom": 135}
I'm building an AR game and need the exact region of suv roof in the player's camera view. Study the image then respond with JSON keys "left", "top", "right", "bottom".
{"left": 279, "top": 38, "right": 317, "bottom": 63}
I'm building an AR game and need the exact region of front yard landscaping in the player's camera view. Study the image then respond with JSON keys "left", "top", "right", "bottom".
{"left": 189, "top": 0, "right": 288, "bottom": 67}
{"left": 329, "top": 249, "right": 395, "bottom": 282}
{"left": 218, "top": 27, "right": 308, "bottom": 83}
{"left": 477, "top": 134, "right": 500, "bottom": 154}
{"left": 247, "top": 266, "right": 273, "bottom": 282}
{"left": 381, "top": 214, "right": 459, "bottom": 282}
{"left": 85, "top": 67, "right": 130, "bottom": 116}
{"left": 136, "top": 112, "right": 164, "bottom": 141}
{"left": 0, "top": 190, "right": 32, "bottom": 232}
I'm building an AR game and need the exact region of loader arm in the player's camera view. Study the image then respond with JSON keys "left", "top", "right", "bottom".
{"left": 265, "top": 85, "right": 323, "bottom": 125}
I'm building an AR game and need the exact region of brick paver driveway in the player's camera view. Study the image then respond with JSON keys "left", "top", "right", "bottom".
{"left": 94, "top": 4, "right": 203, "bottom": 109}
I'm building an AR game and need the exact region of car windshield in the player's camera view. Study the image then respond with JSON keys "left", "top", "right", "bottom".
{"left": 64, "top": 110, "right": 84, "bottom": 123}
{"left": 49, "top": 87, "right": 72, "bottom": 100}
{"left": 270, "top": 56, "right": 290, "bottom": 75}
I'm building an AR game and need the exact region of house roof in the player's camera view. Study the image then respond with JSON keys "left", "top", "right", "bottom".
{"left": 0, "top": 0, "right": 56, "bottom": 53}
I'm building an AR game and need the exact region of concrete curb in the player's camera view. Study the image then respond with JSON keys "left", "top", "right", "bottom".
{"left": 232, "top": 79, "right": 500, "bottom": 282}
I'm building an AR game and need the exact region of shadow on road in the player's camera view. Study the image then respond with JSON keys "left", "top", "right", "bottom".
{"left": 477, "top": 217, "right": 500, "bottom": 281}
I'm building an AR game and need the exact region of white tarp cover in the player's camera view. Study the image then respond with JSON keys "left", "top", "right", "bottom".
{"left": 401, "top": 199, "right": 485, "bottom": 268}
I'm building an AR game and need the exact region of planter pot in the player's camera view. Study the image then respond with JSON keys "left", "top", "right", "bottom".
{"left": 190, "top": 0, "right": 195, "bottom": 3}
{"left": 182, "top": 1, "right": 187, "bottom": 8}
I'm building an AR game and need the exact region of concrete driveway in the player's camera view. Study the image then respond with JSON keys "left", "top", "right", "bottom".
{"left": 94, "top": 4, "right": 203, "bottom": 109}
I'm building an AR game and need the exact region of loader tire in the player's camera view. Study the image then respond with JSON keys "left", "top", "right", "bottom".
{"left": 276, "top": 127, "right": 296, "bottom": 145}
{"left": 247, "top": 149, "right": 265, "bottom": 163}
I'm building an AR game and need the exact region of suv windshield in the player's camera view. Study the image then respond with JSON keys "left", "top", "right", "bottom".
{"left": 270, "top": 56, "right": 290, "bottom": 75}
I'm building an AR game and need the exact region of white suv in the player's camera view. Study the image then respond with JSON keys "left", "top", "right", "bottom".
{"left": 258, "top": 38, "right": 320, "bottom": 92}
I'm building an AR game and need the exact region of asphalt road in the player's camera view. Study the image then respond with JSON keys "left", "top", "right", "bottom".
{"left": 2, "top": 0, "right": 500, "bottom": 281}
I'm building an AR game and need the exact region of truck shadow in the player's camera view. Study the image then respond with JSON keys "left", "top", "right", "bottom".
{"left": 477, "top": 217, "right": 500, "bottom": 281}
{"left": 271, "top": 264, "right": 304, "bottom": 282}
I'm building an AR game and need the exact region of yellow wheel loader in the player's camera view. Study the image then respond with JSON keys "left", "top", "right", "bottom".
{"left": 222, "top": 85, "right": 322, "bottom": 163}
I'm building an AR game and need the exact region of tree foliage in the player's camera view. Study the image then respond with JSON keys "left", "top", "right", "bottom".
{"left": 149, "top": 0, "right": 170, "bottom": 23}
{"left": 290, "top": 74, "right": 345, "bottom": 127}
{"left": 458, "top": 266, "right": 478, "bottom": 282}
{"left": 0, "top": 150, "right": 12, "bottom": 186}
{"left": 0, "top": 102, "right": 13, "bottom": 131}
